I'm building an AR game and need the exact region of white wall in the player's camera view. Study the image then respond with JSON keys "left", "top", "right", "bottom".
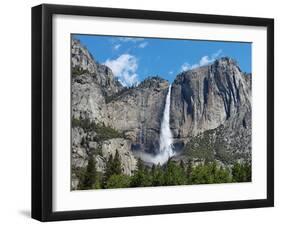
{"left": 0, "top": 0, "right": 279, "bottom": 225}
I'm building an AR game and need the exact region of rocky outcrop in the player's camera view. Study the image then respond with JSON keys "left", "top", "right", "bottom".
{"left": 170, "top": 57, "right": 251, "bottom": 139}
{"left": 101, "top": 138, "right": 138, "bottom": 175}
{"left": 72, "top": 39, "right": 97, "bottom": 73}
{"left": 170, "top": 57, "right": 251, "bottom": 161}
{"left": 72, "top": 75, "right": 108, "bottom": 123}
{"left": 71, "top": 39, "right": 123, "bottom": 124}
{"left": 107, "top": 77, "right": 169, "bottom": 153}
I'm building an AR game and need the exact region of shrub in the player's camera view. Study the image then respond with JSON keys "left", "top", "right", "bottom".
{"left": 71, "top": 117, "right": 124, "bottom": 141}
{"left": 72, "top": 66, "right": 89, "bottom": 76}
{"left": 93, "top": 124, "right": 124, "bottom": 141}
{"left": 185, "top": 130, "right": 215, "bottom": 162}
{"left": 104, "top": 86, "right": 135, "bottom": 103}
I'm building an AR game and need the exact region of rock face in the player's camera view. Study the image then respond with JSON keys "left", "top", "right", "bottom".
{"left": 71, "top": 38, "right": 252, "bottom": 189}
{"left": 171, "top": 58, "right": 251, "bottom": 138}
{"left": 71, "top": 39, "right": 123, "bottom": 123}
{"left": 107, "top": 78, "right": 169, "bottom": 153}
{"left": 72, "top": 39, "right": 97, "bottom": 73}
{"left": 170, "top": 57, "right": 251, "bottom": 162}
{"left": 101, "top": 138, "right": 138, "bottom": 175}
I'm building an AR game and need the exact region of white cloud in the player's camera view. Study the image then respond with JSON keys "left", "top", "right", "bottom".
{"left": 181, "top": 62, "right": 198, "bottom": 71}
{"left": 103, "top": 54, "right": 139, "bottom": 87}
{"left": 180, "top": 49, "right": 222, "bottom": 72}
{"left": 113, "top": 44, "right": 121, "bottom": 50}
{"left": 199, "top": 56, "right": 212, "bottom": 66}
{"left": 169, "top": 71, "right": 174, "bottom": 75}
{"left": 138, "top": 42, "right": 148, "bottom": 48}
{"left": 118, "top": 37, "right": 144, "bottom": 43}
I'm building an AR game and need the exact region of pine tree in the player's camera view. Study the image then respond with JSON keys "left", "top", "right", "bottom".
{"left": 186, "top": 159, "right": 192, "bottom": 183}
{"left": 137, "top": 158, "right": 144, "bottom": 171}
{"left": 112, "top": 150, "right": 122, "bottom": 175}
{"left": 130, "top": 159, "right": 146, "bottom": 187}
{"left": 164, "top": 160, "right": 186, "bottom": 185}
{"left": 79, "top": 155, "right": 97, "bottom": 189}
{"left": 232, "top": 162, "right": 251, "bottom": 182}
{"left": 105, "top": 174, "right": 131, "bottom": 189}
{"left": 180, "top": 160, "right": 185, "bottom": 171}
{"left": 103, "top": 151, "right": 123, "bottom": 188}
{"left": 152, "top": 163, "right": 165, "bottom": 186}
{"left": 103, "top": 154, "right": 114, "bottom": 187}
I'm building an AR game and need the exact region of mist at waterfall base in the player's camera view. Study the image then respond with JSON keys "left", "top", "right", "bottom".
{"left": 138, "top": 85, "right": 175, "bottom": 165}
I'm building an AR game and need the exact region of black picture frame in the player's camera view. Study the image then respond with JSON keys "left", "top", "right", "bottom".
{"left": 32, "top": 3, "right": 274, "bottom": 222}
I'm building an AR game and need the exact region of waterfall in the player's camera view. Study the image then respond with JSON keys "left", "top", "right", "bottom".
{"left": 136, "top": 85, "right": 174, "bottom": 165}
{"left": 159, "top": 85, "right": 174, "bottom": 157}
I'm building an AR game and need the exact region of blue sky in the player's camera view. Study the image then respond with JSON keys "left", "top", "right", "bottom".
{"left": 73, "top": 34, "right": 251, "bottom": 86}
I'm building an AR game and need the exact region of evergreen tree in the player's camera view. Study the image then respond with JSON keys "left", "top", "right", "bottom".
{"left": 186, "top": 159, "right": 192, "bottom": 184}
{"left": 164, "top": 160, "right": 186, "bottom": 185}
{"left": 143, "top": 166, "right": 153, "bottom": 186}
{"left": 79, "top": 155, "right": 97, "bottom": 189}
{"left": 105, "top": 174, "right": 131, "bottom": 189}
{"left": 152, "top": 163, "right": 165, "bottom": 186}
{"left": 103, "top": 154, "right": 114, "bottom": 187}
{"left": 232, "top": 162, "right": 251, "bottom": 182}
{"left": 189, "top": 162, "right": 232, "bottom": 184}
{"left": 137, "top": 158, "right": 144, "bottom": 171}
{"left": 130, "top": 159, "right": 151, "bottom": 187}
{"left": 190, "top": 163, "right": 211, "bottom": 184}
{"left": 180, "top": 160, "right": 185, "bottom": 171}
{"left": 214, "top": 166, "right": 231, "bottom": 183}
{"left": 112, "top": 150, "right": 122, "bottom": 175}
{"left": 103, "top": 150, "right": 123, "bottom": 188}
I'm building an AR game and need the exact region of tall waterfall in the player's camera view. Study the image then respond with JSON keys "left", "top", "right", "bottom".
{"left": 159, "top": 85, "right": 174, "bottom": 158}
{"left": 136, "top": 85, "right": 174, "bottom": 165}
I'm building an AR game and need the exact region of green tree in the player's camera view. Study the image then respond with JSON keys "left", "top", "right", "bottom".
{"left": 164, "top": 160, "right": 186, "bottom": 186}
{"left": 214, "top": 166, "right": 231, "bottom": 183}
{"left": 143, "top": 166, "right": 153, "bottom": 186}
{"left": 232, "top": 162, "right": 251, "bottom": 182}
{"left": 130, "top": 159, "right": 152, "bottom": 187}
{"left": 103, "top": 151, "right": 123, "bottom": 187}
{"left": 79, "top": 155, "right": 97, "bottom": 189}
{"left": 103, "top": 154, "right": 114, "bottom": 187}
{"left": 105, "top": 174, "right": 131, "bottom": 189}
{"left": 180, "top": 160, "right": 185, "bottom": 171}
{"left": 190, "top": 162, "right": 231, "bottom": 184}
{"left": 190, "top": 163, "right": 212, "bottom": 184}
{"left": 151, "top": 164, "right": 165, "bottom": 186}
{"left": 186, "top": 159, "right": 193, "bottom": 184}
{"left": 112, "top": 150, "right": 122, "bottom": 175}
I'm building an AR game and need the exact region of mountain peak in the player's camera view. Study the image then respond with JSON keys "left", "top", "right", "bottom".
{"left": 214, "top": 57, "right": 239, "bottom": 68}
{"left": 138, "top": 76, "right": 169, "bottom": 89}
{"left": 72, "top": 38, "right": 97, "bottom": 74}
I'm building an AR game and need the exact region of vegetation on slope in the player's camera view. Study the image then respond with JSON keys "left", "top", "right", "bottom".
{"left": 72, "top": 66, "right": 89, "bottom": 76}
{"left": 72, "top": 117, "right": 124, "bottom": 141}
{"left": 77, "top": 154, "right": 251, "bottom": 190}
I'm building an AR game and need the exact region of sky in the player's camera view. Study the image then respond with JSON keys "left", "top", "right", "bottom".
{"left": 73, "top": 34, "right": 252, "bottom": 87}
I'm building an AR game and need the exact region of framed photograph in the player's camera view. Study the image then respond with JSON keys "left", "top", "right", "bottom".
{"left": 32, "top": 4, "right": 274, "bottom": 221}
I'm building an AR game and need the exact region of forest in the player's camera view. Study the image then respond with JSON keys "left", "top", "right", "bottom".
{"left": 75, "top": 151, "right": 252, "bottom": 190}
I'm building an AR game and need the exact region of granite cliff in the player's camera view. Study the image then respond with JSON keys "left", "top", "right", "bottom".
{"left": 170, "top": 58, "right": 251, "bottom": 164}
